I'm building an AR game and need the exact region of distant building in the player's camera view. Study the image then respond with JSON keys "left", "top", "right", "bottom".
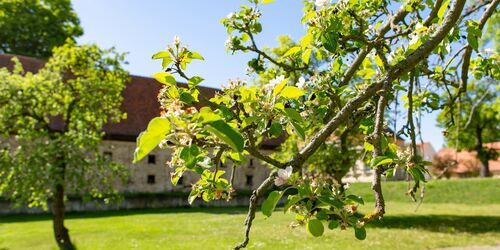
{"left": 0, "top": 54, "right": 279, "bottom": 194}
{"left": 343, "top": 131, "right": 408, "bottom": 183}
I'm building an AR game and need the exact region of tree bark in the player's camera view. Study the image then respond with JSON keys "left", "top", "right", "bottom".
{"left": 475, "top": 125, "right": 490, "bottom": 177}
{"left": 52, "top": 168, "right": 74, "bottom": 250}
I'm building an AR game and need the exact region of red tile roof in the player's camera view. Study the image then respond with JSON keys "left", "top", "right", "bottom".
{"left": 0, "top": 54, "right": 220, "bottom": 140}
{"left": 433, "top": 144, "right": 500, "bottom": 175}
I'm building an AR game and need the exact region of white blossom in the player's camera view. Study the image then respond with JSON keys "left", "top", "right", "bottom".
{"left": 274, "top": 166, "right": 293, "bottom": 186}
{"left": 173, "top": 35, "right": 180, "bottom": 46}
{"left": 297, "top": 76, "right": 306, "bottom": 89}
{"left": 227, "top": 12, "right": 234, "bottom": 19}
{"left": 315, "top": 0, "right": 330, "bottom": 8}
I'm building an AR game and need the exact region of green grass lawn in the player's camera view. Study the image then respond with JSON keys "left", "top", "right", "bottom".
{"left": 1, "top": 178, "right": 499, "bottom": 250}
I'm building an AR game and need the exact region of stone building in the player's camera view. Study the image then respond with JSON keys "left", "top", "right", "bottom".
{"left": 0, "top": 54, "right": 277, "bottom": 194}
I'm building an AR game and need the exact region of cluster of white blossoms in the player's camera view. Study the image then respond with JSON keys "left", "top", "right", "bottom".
{"left": 222, "top": 78, "right": 246, "bottom": 91}
{"left": 274, "top": 166, "right": 293, "bottom": 186}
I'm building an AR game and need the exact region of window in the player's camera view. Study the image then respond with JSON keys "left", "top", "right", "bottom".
{"left": 246, "top": 175, "right": 253, "bottom": 187}
{"left": 147, "top": 175, "right": 156, "bottom": 184}
{"left": 148, "top": 154, "right": 156, "bottom": 164}
{"left": 248, "top": 159, "right": 254, "bottom": 168}
{"left": 103, "top": 151, "right": 112, "bottom": 162}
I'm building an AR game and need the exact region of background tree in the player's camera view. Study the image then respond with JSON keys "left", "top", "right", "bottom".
{"left": 0, "top": 42, "right": 129, "bottom": 249}
{"left": 0, "top": 0, "right": 83, "bottom": 58}
{"left": 134, "top": 0, "right": 498, "bottom": 249}
{"left": 437, "top": 80, "right": 499, "bottom": 177}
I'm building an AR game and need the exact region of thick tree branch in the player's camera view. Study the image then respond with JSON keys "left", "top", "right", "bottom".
{"left": 459, "top": 0, "right": 498, "bottom": 96}
{"left": 290, "top": 0, "right": 466, "bottom": 170}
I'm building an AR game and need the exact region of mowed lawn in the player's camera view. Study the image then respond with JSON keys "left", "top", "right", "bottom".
{"left": 1, "top": 178, "right": 499, "bottom": 250}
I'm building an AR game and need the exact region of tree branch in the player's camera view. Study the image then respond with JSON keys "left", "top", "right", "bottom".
{"left": 233, "top": 173, "right": 276, "bottom": 250}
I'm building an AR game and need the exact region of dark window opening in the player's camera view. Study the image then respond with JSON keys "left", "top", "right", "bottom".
{"left": 148, "top": 154, "right": 156, "bottom": 164}
{"left": 103, "top": 151, "right": 112, "bottom": 161}
{"left": 147, "top": 175, "right": 156, "bottom": 184}
{"left": 248, "top": 158, "right": 254, "bottom": 168}
{"left": 246, "top": 175, "right": 253, "bottom": 187}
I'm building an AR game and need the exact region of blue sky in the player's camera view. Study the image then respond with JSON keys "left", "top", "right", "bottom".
{"left": 72, "top": 0, "right": 444, "bottom": 150}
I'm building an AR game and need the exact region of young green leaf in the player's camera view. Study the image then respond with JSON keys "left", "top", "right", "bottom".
{"left": 302, "top": 48, "right": 312, "bottom": 64}
{"left": 283, "top": 46, "right": 301, "bottom": 57}
{"left": 346, "top": 194, "right": 364, "bottom": 205}
{"left": 153, "top": 72, "right": 177, "bottom": 86}
{"left": 262, "top": 191, "right": 283, "bottom": 217}
{"left": 133, "top": 117, "right": 171, "bottom": 163}
{"left": 188, "top": 51, "right": 204, "bottom": 60}
{"left": 372, "top": 156, "right": 393, "bottom": 167}
{"left": 280, "top": 86, "right": 305, "bottom": 99}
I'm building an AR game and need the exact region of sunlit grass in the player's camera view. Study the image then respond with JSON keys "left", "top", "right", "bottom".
{"left": 1, "top": 178, "right": 499, "bottom": 250}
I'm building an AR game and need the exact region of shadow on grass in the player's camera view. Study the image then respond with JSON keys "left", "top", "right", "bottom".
{"left": 370, "top": 215, "right": 500, "bottom": 234}
{"left": 0, "top": 206, "right": 249, "bottom": 224}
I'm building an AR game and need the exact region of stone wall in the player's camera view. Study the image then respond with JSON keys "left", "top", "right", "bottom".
{"left": 0, "top": 193, "right": 255, "bottom": 215}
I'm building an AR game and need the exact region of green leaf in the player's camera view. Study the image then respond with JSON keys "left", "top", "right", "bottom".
{"left": 302, "top": 48, "right": 312, "bottom": 64}
{"left": 152, "top": 51, "right": 170, "bottom": 59}
{"left": 153, "top": 72, "right": 177, "bottom": 86}
{"left": 328, "top": 220, "right": 339, "bottom": 230}
{"left": 162, "top": 57, "right": 173, "bottom": 69}
{"left": 437, "top": 0, "right": 450, "bottom": 19}
{"left": 346, "top": 194, "right": 364, "bottom": 205}
{"left": 206, "top": 120, "right": 245, "bottom": 152}
{"left": 284, "top": 108, "right": 303, "bottom": 122}
{"left": 180, "top": 92, "right": 196, "bottom": 105}
{"left": 188, "top": 189, "right": 199, "bottom": 205}
{"left": 306, "top": 219, "right": 324, "bottom": 237}
{"left": 133, "top": 117, "right": 171, "bottom": 163}
{"left": 283, "top": 195, "right": 302, "bottom": 212}
{"left": 188, "top": 51, "right": 204, "bottom": 60}
{"left": 317, "top": 195, "right": 343, "bottom": 209}
{"left": 363, "top": 142, "right": 374, "bottom": 151}
{"left": 273, "top": 78, "right": 289, "bottom": 96}
{"left": 284, "top": 46, "right": 301, "bottom": 57}
{"left": 467, "top": 34, "right": 478, "bottom": 52}
{"left": 199, "top": 107, "right": 221, "bottom": 123}
{"left": 321, "top": 33, "right": 337, "bottom": 53}
{"left": 262, "top": 0, "right": 275, "bottom": 3}
{"left": 269, "top": 122, "right": 283, "bottom": 137}
{"left": 372, "top": 156, "right": 393, "bottom": 167}
{"left": 280, "top": 86, "right": 305, "bottom": 99}
{"left": 188, "top": 76, "right": 204, "bottom": 88}
{"left": 180, "top": 145, "right": 201, "bottom": 169}
{"left": 262, "top": 191, "right": 283, "bottom": 217}
{"left": 354, "top": 227, "right": 366, "bottom": 240}
{"left": 291, "top": 120, "right": 305, "bottom": 140}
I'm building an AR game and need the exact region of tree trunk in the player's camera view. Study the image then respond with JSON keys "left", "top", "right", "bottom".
{"left": 52, "top": 182, "right": 74, "bottom": 249}
{"left": 475, "top": 125, "right": 490, "bottom": 177}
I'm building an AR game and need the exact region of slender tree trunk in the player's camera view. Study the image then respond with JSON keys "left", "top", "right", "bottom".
{"left": 475, "top": 125, "right": 490, "bottom": 177}
{"left": 52, "top": 167, "right": 74, "bottom": 250}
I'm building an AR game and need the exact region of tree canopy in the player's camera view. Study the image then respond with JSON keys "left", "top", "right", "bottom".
{"left": 133, "top": 0, "right": 498, "bottom": 248}
{"left": 0, "top": 42, "right": 129, "bottom": 249}
{"left": 0, "top": 0, "right": 83, "bottom": 58}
